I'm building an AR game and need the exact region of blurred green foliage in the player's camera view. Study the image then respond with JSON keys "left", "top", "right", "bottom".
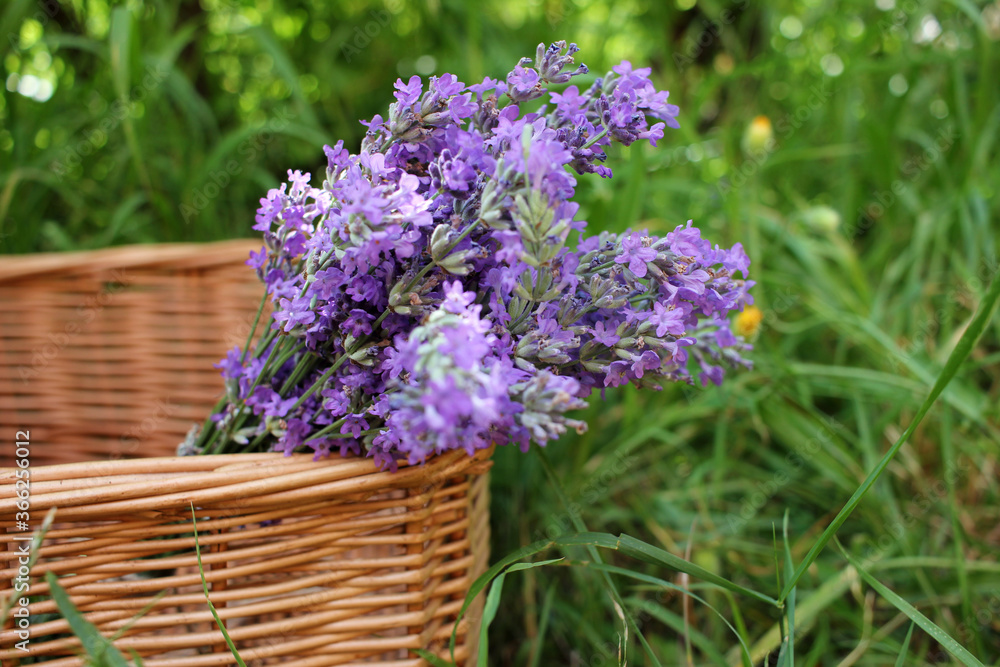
{"left": 3, "top": 0, "right": 1000, "bottom": 664}
{"left": 1, "top": 0, "right": 693, "bottom": 251}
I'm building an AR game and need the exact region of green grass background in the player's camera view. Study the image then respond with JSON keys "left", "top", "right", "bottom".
{"left": 2, "top": 0, "right": 999, "bottom": 664}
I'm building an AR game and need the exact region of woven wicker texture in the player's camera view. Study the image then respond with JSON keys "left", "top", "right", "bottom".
{"left": 0, "top": 243, "right": 491, "bottom": 665}
{"left": 0, "top": 240, "right": 266, "bottom": 465}
{"left": 1, "top": 447, "right": 491, "bottom": 665}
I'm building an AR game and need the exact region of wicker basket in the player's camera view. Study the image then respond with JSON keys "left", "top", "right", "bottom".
{"left": 0, "top": 240, "right": 269, "bottom": 464}
{"left": 0, "top": 242, "right": 491, "bottom": 665}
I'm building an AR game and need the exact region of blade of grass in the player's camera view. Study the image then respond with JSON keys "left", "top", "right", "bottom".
{"left": 894, "top": 622, "right": 916, "bottom": 667}
{"left": 45, "top": 571, "right": 133, "bottom": 667}
{"left": 448, "top": 527, "right": 771, "bottom": 665}
{"left": 0, "top": 508, "right": 56, "bottom": 626}
{"left": 110, "top": 7, "right": 155, "bottom": 204}
{"left": 614, "top": 534, "right": 778, "bottom": 606}
{"left": 940, "top": 407, "right": 981, "bottom": 656}
{"left": 97, "top": 192, "right": 147, "bottom": 247}
{"left": 478, "top": 559, "right": 562, "bottom": 667}
{"left": 527, "top": 583, "right": 556, "bottom": 667}
{"left": 534, "top": 446, "right": 665, "bottom": 667}
{"left": 944, "top": 0, "right": 991, "bottom": 33}
{"left": 729, "top": 563, "right": 859, "bottom": 666}
{"left": 449, "top": 538, "right": 558, "bottom": 661}
{"left": 108, "top": 589, "right": 167, "bottom": 642}
{"left": 109, "top": 7, "right": 132, "bottom": 102}
{"left": 413, "top": 650, "right": 456, "bottom": 667}
{"left": 624, "top": 597, "right": 729, "bottom": 667}
{"left": 245, "top": 26, "right": 323, "bottom": 133}
{"left": 870, "top": 557, "right": 1000, "bottom": 574}
{"left": 719, "top": 590, "right": 754, "bottom": 667}
{"left": 781, "top": 511, "right": 796, "bottom": 667}
{"left": 828, "top": 310, "right": 991, "bottom": 431}
{"left": 837, "top": 540, "right": 986, "bottom": 667}
{"left": 772, "top": 526, "right": 786, "bottom": 667}
{"left": 582, "top": 563, "right": 753, "bottom": 665}
{"left": 190, "top": 504, "right": 247, "bottom": 667}
{"left": 778, "top": 269, "right": 1000, "bottom": 603}
{"left": 0, "top": 0, "right": 34, "bottom": 46}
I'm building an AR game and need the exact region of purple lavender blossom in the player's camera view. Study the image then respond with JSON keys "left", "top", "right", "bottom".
{"left": 648, "top": 302, "right": 686, "bottom": 337}
{"left": 215, "top": 347, "right": 244, "bottom": 379}
{"left": 506, "top": 66, "right": 544, "bottom": 103}
{"left": 274, "top": 296, "right": 316, "bottom": 333}
{"left": 614, "top": 232, "right": 657, "bottom": 277}
{"left": 549, "top": 85, "right": 589, "bottom": 125}
{"left": 394, "top": 75, "right": 423, "bottom": 107}
{"left": 590, "top": 321, "right": 620, "bottom": 346}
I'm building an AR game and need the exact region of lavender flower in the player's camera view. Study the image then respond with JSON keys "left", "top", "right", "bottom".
{"left": 193, "top": 41, "right": 754, "bottom": 467}
{"left": 615, "top": 232, "right": 657, "bottom": 277}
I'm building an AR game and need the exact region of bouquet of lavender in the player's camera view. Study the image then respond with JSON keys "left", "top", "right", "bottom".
{"left": 191, "top": 42, "right": 754, "bottom": 468}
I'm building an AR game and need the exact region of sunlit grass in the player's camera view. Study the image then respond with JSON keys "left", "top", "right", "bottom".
{"left": 2, "top": 0, "right": 999, "bottom": 664}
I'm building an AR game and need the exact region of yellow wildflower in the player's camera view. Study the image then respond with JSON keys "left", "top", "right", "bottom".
{"left": 735, "top": 305, "right": 764, "bottom": 338}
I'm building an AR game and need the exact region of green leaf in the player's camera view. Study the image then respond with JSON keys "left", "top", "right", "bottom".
{"left": 478, "top": 573, "right": 504, "bottom": 667}
{"left": 45, "top": 571, "right": 133, "bottom": 667}
{"left": 894, "top": 622, "right": 915, "bottom": 667}
{"left": 780, "top": 511, "right": 796, "bottom": 667}
{"left": 615, "top": 534, "right": 778, "bottom": 606}
{"left": 244, "top": 26, "right": 323, "bottom": 133}
{"left": 534, "top": 447, "right": 664, "bottom": 667}
{"left": 1, "top": 508, "right": 55, "bottom": 628}
{"left": 109, "top": 7, "right": 133, "bottom": 102}
{"left": 527, "top": 584, "right": 556, "bottom": 667}
{"left": 838, "top": 541, "right": 986, "bottom": 667}
{"left": 778, "top": 268, "right": 1000, "bottom": 603}
{"left": 478, "top": 559, "right": 561, "bottom": 667}
{"left": 729, "top": 563, "right": 858, "bottom": 665}
{"left": 413, "top": 649, "right": 457, "bottom": 667}
{"left": 448, "top": 539, "right": 557, "bottom": 661}
{"left": 97, "top": 192, "right": 147, "bottom": 247}
{"left": 448, "top": 529, "right": 772, "bottom": 666}
{"left": 190, "top": 504, "right": 247, "bottom": 667}
{"left": 108, "top": 590, "right": 167, "bottom": 644}
{"left": 586, "top": 563, "right": 753, "bottom": 665}
{"left": 942, "top": 0, "right": 991, "bottom": 33}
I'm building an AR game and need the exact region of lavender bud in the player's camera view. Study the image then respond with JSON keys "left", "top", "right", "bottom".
{"left": 556, "top": 297, "right": 588, "bottom": 326}
{"left": 348, "top": 345, "right": 376, "bottom": 367}
{"left": 429, "top": 224, "right": 452, "bottom": 261}
{"left": 507, "top": 296, "right": 530, "bottom": 323}
{"left": 437, "top": 250, "right": 474, "bottom": 275}
{"left": 593, "top": 290, "right": 628, "bottom": 310}
{"left": 536, "top": 41, "right": 588, "bottom": 85}
{"left": 582, "top": 359, "right": 610, "bottom": 374}
{"left": 421, "top": 110, "right": 451, "bottom": 127}
{"left": 176, "top": 425, "right": 201, "bottom": 457}
{"left": 473, "top": 94, "right": 500, "bottom": 134}
{"left": 400, "top": 126, "right": 432, "bottom": 143}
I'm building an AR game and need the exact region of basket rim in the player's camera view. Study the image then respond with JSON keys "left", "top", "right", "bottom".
{"left": 0, "top": 238, "right": 261, "bottom": 282}
{"left": 0, "top": 447, "right": 494, "bottom": 518}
